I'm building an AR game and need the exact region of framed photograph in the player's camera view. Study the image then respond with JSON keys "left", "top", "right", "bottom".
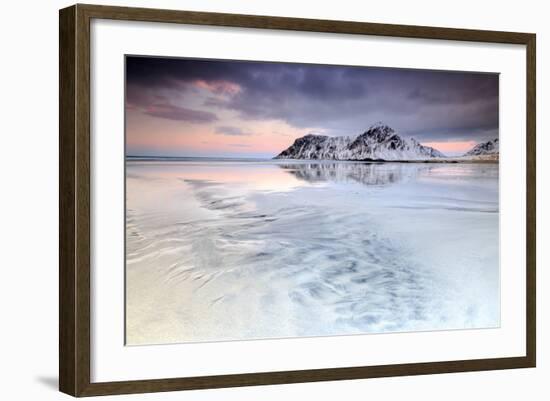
{"left": 59, "top": 4, "right": 536, "bottom": 397}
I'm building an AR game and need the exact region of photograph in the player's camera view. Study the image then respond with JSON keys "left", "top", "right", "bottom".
{"left": 124, "top": 56, "right": 500, "bottom": 346}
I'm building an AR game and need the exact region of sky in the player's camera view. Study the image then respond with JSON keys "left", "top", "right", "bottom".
{"left": 126, "top": 56, "right": 499, "bottom": 157}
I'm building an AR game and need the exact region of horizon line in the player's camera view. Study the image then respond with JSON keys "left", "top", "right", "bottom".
{"left": 126, "top": 154, "right": 274, "bottom": 159}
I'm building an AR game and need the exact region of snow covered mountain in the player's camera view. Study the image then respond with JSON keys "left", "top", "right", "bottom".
{"left": 463, "top": 138, "right": 499, "bottom": 157}
{"left": 275, "top": 123, "right": 446, "bottom": 161}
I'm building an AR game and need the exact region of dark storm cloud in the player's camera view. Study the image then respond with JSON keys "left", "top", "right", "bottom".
{"left": 126, "top": 56, "right": 499, "bottom": 142}
{"left": 143, "top": 103, "right": 218, "bottom": 123}
{"left": 127, "top": 57, "right": 370, "bottom": 99}
{"left": 127, "top": 56, "right": 250, "bottom": 87}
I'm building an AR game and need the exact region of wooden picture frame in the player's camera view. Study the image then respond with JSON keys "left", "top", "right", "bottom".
{"left": 59, "top": 3, "right": 536, "bottom": 397}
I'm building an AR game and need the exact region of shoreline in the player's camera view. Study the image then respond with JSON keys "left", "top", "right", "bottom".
{"left": 275, "top": 158, "right": 498, "bottom": 164}
{"left": 125, "top": 156, "right": 499, "bottom": 164}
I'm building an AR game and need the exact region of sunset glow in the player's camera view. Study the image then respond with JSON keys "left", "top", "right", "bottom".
{"left": 125, "top": 56, "right": 499, "bottom": 158}
{"left": 422, "top": 141, "right": 478, "bottom": 156}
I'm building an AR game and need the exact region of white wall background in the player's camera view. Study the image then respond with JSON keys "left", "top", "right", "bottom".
{"left": 0, "top": 0, "right": 546, "bottom": 400}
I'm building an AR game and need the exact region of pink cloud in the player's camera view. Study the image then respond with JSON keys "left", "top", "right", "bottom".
{"left": 192, "top": 79, "right": 241, "bottom": 95}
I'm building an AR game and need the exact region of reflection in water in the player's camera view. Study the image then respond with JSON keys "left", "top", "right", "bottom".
{"left": 278, "top": 162, "right": 499, "bottom": 187}
{"left": 279, "top": 162, "right": 415, "bottom": 186}
{"left": 125, "top": 160, "right": 500, "bottom": 345}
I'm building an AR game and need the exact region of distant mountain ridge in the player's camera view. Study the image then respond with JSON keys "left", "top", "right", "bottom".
{"left": 275, "top": 123, "right": 446, "bottom": 161}
{"left": 463, "top": 138, "right": 499, "bottom": 157}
